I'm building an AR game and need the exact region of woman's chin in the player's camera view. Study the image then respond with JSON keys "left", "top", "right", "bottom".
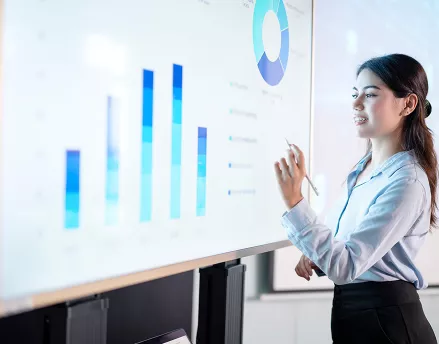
{"left": 355, "top": 127, "right": 372, "bottom": 138}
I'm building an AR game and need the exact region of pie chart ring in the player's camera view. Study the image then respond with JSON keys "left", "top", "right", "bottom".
{"left": 253, "top": 0, "right": 290, "bottom": 86}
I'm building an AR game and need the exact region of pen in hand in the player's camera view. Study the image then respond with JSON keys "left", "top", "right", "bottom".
{"left": 285, "top": 138, "right": 319, "bottom": 196}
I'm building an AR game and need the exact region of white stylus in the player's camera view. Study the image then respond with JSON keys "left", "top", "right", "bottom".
{"left": 285, "top": 138, "right": 319, "bottom": 196}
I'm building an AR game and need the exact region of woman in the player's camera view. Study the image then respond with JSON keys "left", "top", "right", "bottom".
{"left": 275, "top": 54, "right": 438, "bottom": 344}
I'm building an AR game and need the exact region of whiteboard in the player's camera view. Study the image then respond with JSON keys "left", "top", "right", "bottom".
{"left": 0, "top": 0, "right": 313, "bottom": 314}
{"left": 272, "top": 0, "right": 439, "bottom": 291}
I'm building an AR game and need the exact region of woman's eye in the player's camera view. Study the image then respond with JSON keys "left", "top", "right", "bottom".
{"left": 352, "top": 94, "right": 376, "bottom": 99}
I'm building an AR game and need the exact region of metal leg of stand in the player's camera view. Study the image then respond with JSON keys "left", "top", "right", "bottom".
{"left": 44, "top": 296, "right": 109, "bottom": 344}
{"left": 196, "top": 259, "right": 246, "bottom": 344}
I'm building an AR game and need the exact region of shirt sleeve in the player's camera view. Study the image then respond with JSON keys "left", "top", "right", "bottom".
{"left": 281, "top": 178, "right": 427, "bottom": 285}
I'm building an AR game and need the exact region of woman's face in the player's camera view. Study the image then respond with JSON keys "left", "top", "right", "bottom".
{"left": 352, "top": 69, "right": 406, "bottom": 139}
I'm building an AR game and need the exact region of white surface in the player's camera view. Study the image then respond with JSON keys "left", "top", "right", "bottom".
{"left": 164, "top": 336, "right": 191, "bottom": 344}
{"left": 273, "top": 0, "right": 439, "bottom": 291}
{"left": 0, "top": 0, "right": 313, "bottom": 301}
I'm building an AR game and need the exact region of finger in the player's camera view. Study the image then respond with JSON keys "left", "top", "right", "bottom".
{"left": 296, "top": 265, "right": 308, "bottom": 280}
{"left": 280, "top": 158, "right": 290, "bottom": 178}
{"left": 295, "top": 261, "right": 306, "bottom": 278}
{"left": 298, "top": 257, "right": 310, "bottom": 280}
{"left": 295, "top": 265, "right": 305, "bottom": 278}
{"left": 287, "top": 150, "right": 299, "bottom": 177}
{"left": 274, "top": 162, "right": 283, "bottom": 183}
{"left": 305, "top": 258, "right": 313, "bottom": 276}
{"left": 292, "top": 144, "right": 306, "bottom": 175}
{"left": 302, "top": 257, "right": 312, "bottom": 275}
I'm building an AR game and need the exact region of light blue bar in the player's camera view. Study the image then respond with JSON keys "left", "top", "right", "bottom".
{"left": 105, "top": 200, "right": 118, "bottom": 225}
{"left": 105, "top": 164, "right": 119, "bottom": 225}
{"left": 196, "top": 127, "right": 207, "bottom": 216}
{"left": 140, "top": 140, "right": 153, "bottom": 222}
{"left": 173, "top": 94, "right": 182, "bottom": 123}
{"left": 142, "top": 126, "right": 153, "bottom": 148}
{"left": 106, "top": 96, "right": 119, "bottom": 225}
{"left": 141, "top": 141, "right": 153, "bottom": 173}
{"left": 141, "top": 70, "right": 154, "bottom": 222}
{"left": 170, "top": 66, "right": 183, "bottom": 219}
{"left": 65, "top": 150, "right": 80, "bottom": 229}
{"left": 140, "top": 173, "right": 152, "bottom": 222}
{"left": 106, "top": 168, "right": 119, "bottom": 204}
{"left": 65, "top": 193, "right": 80, "bottom": 228}
{"left": 65, "top": 210, "right": 79, "bottom": 229}
{"left": 170, "top": 112, "right": 182, "bottom": 219}
{"left": 196, "top": 177, "right": 206, "bottom": 217}
{"left": 171, "top": 123, "right": 182, "bottom": 164}
{"left": 170, "top": 165, "right": 181, "bottom": 219}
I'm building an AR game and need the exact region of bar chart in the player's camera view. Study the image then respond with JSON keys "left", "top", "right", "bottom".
{"left": 63, "top": 64, "right": 207, "bottom": 229}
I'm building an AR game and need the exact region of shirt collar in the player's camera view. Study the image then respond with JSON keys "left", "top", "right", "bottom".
{"left": 356, "top": 150, "right": 416, "bottom": 178}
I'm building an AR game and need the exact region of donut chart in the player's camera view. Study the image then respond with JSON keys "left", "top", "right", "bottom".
{"left": 253, "top": 0, "right": 290, "bottom": 86}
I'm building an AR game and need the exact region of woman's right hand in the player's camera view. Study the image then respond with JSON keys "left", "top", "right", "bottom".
{"left": 295, "top": 254, "right": 316, "bottom": 281}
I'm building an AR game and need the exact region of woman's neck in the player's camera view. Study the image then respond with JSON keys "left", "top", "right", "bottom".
{"left": 370, "top": 134, "right": 403, "bottom": 170}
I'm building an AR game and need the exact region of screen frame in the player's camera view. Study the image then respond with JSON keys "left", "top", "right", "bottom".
{"left": 0, "top": 240, "right": 291, "bottom": 318}
{"left": 0, "top": 0, "right": 314, "bottom": 317}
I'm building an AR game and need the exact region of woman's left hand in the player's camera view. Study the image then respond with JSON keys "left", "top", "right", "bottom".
{"left": 274, "top": 144, "right": 306, "bottom": 210}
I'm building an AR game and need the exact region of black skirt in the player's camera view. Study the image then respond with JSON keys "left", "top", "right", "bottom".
{"left": 331, "top": 280, "right": 437, "bottom": 344}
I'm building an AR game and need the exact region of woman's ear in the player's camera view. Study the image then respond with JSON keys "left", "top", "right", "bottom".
{"left": 402, "top": 94, "right": 418, "bottom": 117}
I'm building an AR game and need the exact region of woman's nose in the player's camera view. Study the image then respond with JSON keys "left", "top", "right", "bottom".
{"left": 353, "top": 97, "right": 364, "bottom": 111}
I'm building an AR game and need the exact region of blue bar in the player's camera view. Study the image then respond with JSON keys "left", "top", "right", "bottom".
{"left": 65, "top": 150, "right": 80, "bottom": 229}
{"left": 141, "top": 70, "right": 154, "bottom": 222}
{"left": 173, "top": 64, "right": 183, "bottom": 89}
{"left": 197, "top": 127, "right": 207, "bottom": 216}
{"left": 170, "top": 64, "right": 183, "bottom": 219}
{"left": 106, "top": 96, "right": 119, "bottom": 225}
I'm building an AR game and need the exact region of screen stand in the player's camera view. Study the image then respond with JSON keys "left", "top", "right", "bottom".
{"left": 196, "top": 259, "right": 246, "bottom": 344}
{"left": 44, "top": 295, "right": 109, "bottom": 344}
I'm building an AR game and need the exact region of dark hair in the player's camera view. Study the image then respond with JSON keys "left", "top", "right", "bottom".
{"left": 357, "top": 54, "right": 437, "bottom": 229}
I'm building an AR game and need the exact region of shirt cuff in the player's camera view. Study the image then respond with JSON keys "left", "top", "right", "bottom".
{"left": 281, "top": 198, "right": 317, "bottom": 233}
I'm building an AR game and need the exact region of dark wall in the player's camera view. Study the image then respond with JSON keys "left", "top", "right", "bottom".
{"left": 0, "top": 271, "right": 194, "bottom": 344}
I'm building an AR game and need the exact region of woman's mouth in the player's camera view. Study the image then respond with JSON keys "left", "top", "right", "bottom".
{"left": 353, "top": 117, "right": 369, "bottom": 126}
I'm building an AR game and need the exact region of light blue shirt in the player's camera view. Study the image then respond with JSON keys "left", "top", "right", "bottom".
{"left": 281, "top": 150, "right": 431, "bottom": 289}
